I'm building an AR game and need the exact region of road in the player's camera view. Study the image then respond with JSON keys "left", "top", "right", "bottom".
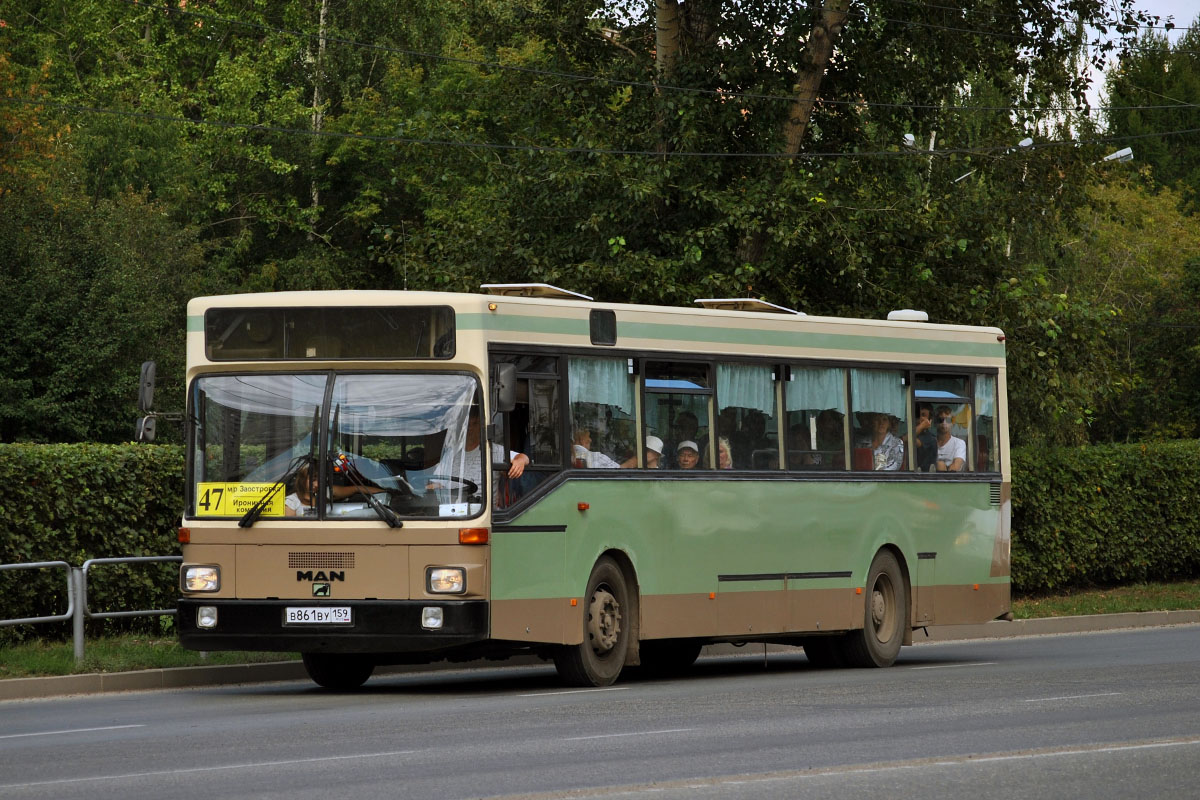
{"left": 2, "top": 626, "right": 1198, "bottom": 799}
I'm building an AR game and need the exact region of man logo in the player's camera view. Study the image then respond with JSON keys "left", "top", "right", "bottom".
{"left": 312, "top": 583, "right": 331, "bottom": 597}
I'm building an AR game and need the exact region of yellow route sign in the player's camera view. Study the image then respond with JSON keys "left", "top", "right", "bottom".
{"left": 195, "top": 482, "right": 285, "bottom": 517}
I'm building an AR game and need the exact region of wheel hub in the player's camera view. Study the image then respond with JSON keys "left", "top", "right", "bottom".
{"left": 588, "top": 588, "right": 621, "bottom": 654}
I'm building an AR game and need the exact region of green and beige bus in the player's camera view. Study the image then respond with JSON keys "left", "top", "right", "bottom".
{"left": 173, "top": 285, "right": 1011, "bottom": 688}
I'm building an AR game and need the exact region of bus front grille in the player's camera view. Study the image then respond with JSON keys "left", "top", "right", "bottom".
{"left": 288, "top": 552, "right": 356, "bottom": 570}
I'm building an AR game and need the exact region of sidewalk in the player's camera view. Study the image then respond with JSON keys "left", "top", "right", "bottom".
{"left": 4, "top": 610, "right": 1198, "bottom": 702}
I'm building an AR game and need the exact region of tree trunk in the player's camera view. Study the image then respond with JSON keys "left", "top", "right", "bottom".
{"left": 308, "top": 0, "right": 330, "bottom": 242}
{"left": 655, "top": 0, "right": 682, "bottom": 82}
{"left": 781, "top": 0, "right": 850, "bottom": 156}
{"left": 738, "top": 0, "right": 850, "bottom": 266}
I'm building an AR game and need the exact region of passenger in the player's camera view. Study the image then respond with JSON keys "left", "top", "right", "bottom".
{"left": 857, "top": 412, "right": 904, "bottom": 471}
{"left": 675, "top": 440, "right": 701, "bottom": 469}
{"left": 285, "top": 462, "right": 384, "bottom": 516}
{"left": 815, "top": 409, "right": 845, "bottom": 461}
{"left": 621, "top": 435, "right": 664, "bottom": 468}
{"left": 716, "top": 436, "right": 734, "bottom": 469}
{"left": 933, "top": 406, "right": 966, "bottom": 472}
{"left": 572, "top": 427, "right": 621, "bottom": 469}
{"left": 284, "top": 463, "right": 318, "bottom": 517}
{"left": 912, "top": 403, "right": 937, "bottom": 472}
{"left": 736, "top": 410, "right": 771, "bottom": 469}
{"left": 788, "top": 423, "right": 818, "bottom": 467}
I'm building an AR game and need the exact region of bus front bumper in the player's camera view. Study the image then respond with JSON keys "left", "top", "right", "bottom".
{"left": 176, "top": 598, "right": 488, "bottom": 654}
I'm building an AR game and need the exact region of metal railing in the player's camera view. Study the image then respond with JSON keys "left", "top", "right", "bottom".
{"left": 0, "top": 556, "right": 182, "bottom": 662}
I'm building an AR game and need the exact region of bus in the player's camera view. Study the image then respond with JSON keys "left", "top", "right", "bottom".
{"left": 171, "top": 285, "right": 1010, "bottom": 688}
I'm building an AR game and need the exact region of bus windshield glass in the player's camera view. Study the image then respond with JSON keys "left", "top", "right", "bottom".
{"left": 188, "top": 373, "right": 484, "bottom": 521}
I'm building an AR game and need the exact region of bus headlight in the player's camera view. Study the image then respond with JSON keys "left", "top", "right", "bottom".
{"left": 197, "top": 606, "right": 218, "bottom": 629}
{"left": 426, "top": 567, "right": 465, "bottom": 594}
{"left": 422, "top": 607, "right": 444, "bottom": 629}
{"left": 183, "top": 565, "right": 220, "bottom": 593}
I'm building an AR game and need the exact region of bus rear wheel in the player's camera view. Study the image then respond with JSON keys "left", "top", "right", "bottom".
{"left": 301, "top": 653, "right": 374, "bottom": 689}
{"left": 553, "top": 557, "right": 631, "bottom": 687}
{"left": 842, "top": 550, "right": 906, "bottom": 668}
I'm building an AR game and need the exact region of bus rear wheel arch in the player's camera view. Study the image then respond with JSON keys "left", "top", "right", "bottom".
{"left": 553, "top": 556, "right": 635, "bottom": 687}
{"left": 842, "top": 548, "right": 908, "bottom": 668}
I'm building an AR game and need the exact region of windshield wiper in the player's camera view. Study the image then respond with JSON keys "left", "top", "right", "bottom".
{"left": 331, "top": 451, "right": 404, "bottom": 528}
{"left": 239, "top": 405, "right": 320, "bottom": 528}
{"left": 239, "top": 454, "right": 309, "bottom": 528}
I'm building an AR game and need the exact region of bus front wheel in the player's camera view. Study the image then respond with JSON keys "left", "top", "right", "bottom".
{"left": 302, "top": 653, "right": 374, "bottom": 690}
{"left": 842, "top": 550, "right": 907, "bottom": 668}
{"left": 553, "top": 557, "right": 631, "bottom": 687}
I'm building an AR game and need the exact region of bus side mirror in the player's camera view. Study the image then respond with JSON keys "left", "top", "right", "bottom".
{"left": 135, "top": 415, "right": 157, "bottom": 443}
{"left": 493, "top": 363, "right": 516, "bottom": 414}
{"left": 138, "top": 361, "right": 157, "bottom": 412}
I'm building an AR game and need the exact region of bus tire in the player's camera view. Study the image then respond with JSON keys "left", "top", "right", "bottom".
{"left": 638, "top": 639, "right": 703, "bottom": 677}
{"left": 301, "top": 653, "right": 374, "bottom": 690}
{"left": 842, "top": 550, "right": 906, "bottom": 668}
{"left": 553, "top": 557, "right": 631, "bottom": 687}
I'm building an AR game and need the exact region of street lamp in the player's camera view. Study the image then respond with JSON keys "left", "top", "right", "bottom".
{"left": 1100, "top": 147, "right": 1133, "bottom": 163}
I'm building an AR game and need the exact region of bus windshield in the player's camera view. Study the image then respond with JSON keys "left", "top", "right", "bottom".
{"left": 188, "top": 372, "right": 484, "bottom": 521}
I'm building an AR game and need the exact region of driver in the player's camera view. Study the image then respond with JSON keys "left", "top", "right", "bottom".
{"left": 427, "top": 405, "right": 528, "bottom": 495}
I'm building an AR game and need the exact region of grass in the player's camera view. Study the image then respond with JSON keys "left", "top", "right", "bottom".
{"left": 0, "top": 635, "right": 296, "bottom": 679}
{"left": 2, "top": 580, "right": 1198, "bottom": 678}
{"left": 1011, "top": 579, "right": 1200, "bottom": 619}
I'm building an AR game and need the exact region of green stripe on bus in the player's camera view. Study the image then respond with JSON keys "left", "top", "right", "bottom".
{"left": 187, "top": 315, "right": 204, "bottom": 332}
{"left": 458, "top": 314, "right": 1003, "bottom": 358}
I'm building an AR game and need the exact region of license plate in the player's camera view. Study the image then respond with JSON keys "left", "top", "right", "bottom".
{"left": 284, "top": 607, "right": 352, "bottom": 625}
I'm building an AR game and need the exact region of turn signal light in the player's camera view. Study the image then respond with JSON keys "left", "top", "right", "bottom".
{"left": 459, "top": 528, "right": 489, "bottom": 545}
{"left": 178, "top": 527, "right": 191, "bottom": 544}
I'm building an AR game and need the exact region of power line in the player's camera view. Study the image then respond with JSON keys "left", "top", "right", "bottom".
{"left": 102, "top": 0, "right": 1197, "bottom": 116}
{"left": 3, "top": 94, "right": 1196, "bottom": 160}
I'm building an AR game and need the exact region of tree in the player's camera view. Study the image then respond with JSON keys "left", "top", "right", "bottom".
{"left": 1105, "top": 18, "right": 1200, "bottom": 211}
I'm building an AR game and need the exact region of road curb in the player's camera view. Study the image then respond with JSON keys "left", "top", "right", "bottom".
{"left": 4, "top": 611, "right": 1198, "bottom": 702}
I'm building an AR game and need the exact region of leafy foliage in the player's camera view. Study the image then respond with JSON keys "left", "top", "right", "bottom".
{"left": 0, "top": 444, "right": 184, "bottom": 643}
{"left": 1011, "top": 441, "right": 1200, "bottom": 593}
{"left": 0, "top": 0, "right": 1187, "bottom": 446}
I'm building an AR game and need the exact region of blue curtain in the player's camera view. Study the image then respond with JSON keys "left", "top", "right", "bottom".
{"left": 785, "top": 367, "right": 845, "bottom": 412}
{"left": 850, "top": 369, "right": 905, "bottom": 418}
{"left": 568, "top": 357, "right": 634, "bottom": 415}
{"left": 717, "top": 363, "right": 775, "bottom": 415}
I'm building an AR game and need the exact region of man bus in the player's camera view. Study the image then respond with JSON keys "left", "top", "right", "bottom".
{"left": 168, "top": 285, "right": 1010, "bottom": 688}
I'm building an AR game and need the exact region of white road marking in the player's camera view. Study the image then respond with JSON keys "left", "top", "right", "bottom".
{"left": 910, "top": 661, "right": 997, "bottom": 670}
{"left": 0, "top": 724, "right": 145, "bottom": 740}
{"left": 566, "top": 728, "right": 695, "bottom": 741}
{"left": 519, "top": 687, "right": 628, "bottom": 697}
{"left": 1024, "top": 692, "right": 1124, "bottom": 703}
{"left": 0, "top": 750, "right": 418, "bottom": 790}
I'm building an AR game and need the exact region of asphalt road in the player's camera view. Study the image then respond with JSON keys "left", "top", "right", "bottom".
{"left": 2, "top": 626, "right": 1199, "bottom": 800}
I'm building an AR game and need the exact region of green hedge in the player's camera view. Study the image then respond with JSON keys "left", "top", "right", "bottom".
{"left": 1011, "top": 441, "right": 1200, "bottom": 594}
{"left": 3, "top": 441, "right": 1199, "bottom": 639}
{"left": 0, "top": 443, "right": 184, "bottom": 642}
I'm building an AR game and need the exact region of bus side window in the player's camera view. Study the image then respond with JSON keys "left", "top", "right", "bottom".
{"left": 643, "top": 361, "right": 712, "bottom": 469}
{"left": 491, "top": 354, "right": 561, "bottom": 508}
{"left": 783, "top": 366, "right": 847, "bottom": 470}
{"left": 849, "top": 369, "right": 906, "bottom": 472}
{"left": 567, "top": 357, "right": 635, "bottom": 468}
{"left": 716, "top": 362, "right": 779, "bottom": 470}
{"left": 912, "top": 373, "right": 973, "bottom": 474}
{"left": 975, "top": 374, "right": 999, "bottom": 472}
